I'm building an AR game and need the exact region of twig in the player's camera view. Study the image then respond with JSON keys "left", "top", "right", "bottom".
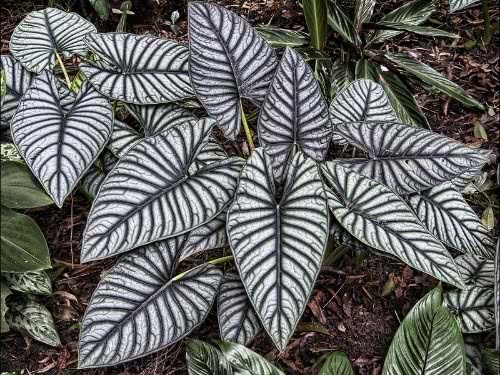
{"left": 240, "top": 101, "right": 255, "bottom": 152}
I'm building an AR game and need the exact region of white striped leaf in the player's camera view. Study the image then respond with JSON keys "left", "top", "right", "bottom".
{"left": 449, "top": 0, "right": 481, "bottom": 13}
{"left": 319, "top": 351, "right": 354, "bottom": 375}
{"left": 383, "top": 286, "right": 466, "bottom": 375}
{"left": 258, "top": 48, "right": 330, "bottom": 183}
{"left": 107, "top": 120, "right": 142, "bottom": 158}
{"left": 454, "top": 254, "right": 494, "bottom": 288}
{"left": 81, "top": 119, "right": 244, "bottom": 262}
{"left": 80, "top": 33, "right": 193, "bottom": 104}
{"left": 329, "top": 79, "right": 397, "bottom": 144}
{"left": 326, "top": 0, "right": 359, "bottom": 45}
{"left": 217, "top": 269, "right": 261, "bottom": 345}
{"left": 369, "top": 0, "right": 436, "bottom": 44}
{"left": 180, "top": 209, "right": 228, "bottom": 262}
{"left": 79, "top": 151, "right": 118, "bottom": 198}
{"left": 334, "top": 121, "right": 490, "bottom": 195}
{"left": 256, "top": 26, "right": 310, "bottom": 48}
{"left": 189, "top": 142, "right": 228, "bottom": 173}
{"left": 376, "top": 22, "right": 460, "bottom": 39}
{"left": 354, "top": 0, "right": 376, "bottom": 30}
{"left": 78, "top": 237, "right": 223, "bottom": 368}
{"left": 227, "top": 149, "right": 329, "bottom": 350}
{"left": 0, "top": 55, "right": 35, "bottom": 129}
{"left": 11, "top": 71, "right": 113, "bottom": 207}
{"left": 408, "top": 182, "right": 495, "bottom": 259}
{"left": 330, "top": 60, "right": 355, "bottom": 98}
{"left": 186, "top": 339, "right": 233, "bottom": 375}
{"left": 126, "top": 103, "right": 198, "bottom": 136}
{"left": 302, "top": 0, "right": 328, "bottom": 50}
{"left": 322, "top": 162, "right": 464, "bottom": 288}
{"left": 355, "top": 58, "right": 381, "bottom": 82}
{"left": 445, "top": 288, "right": 495, "bottom": 333}
{"left": 188, "top": 2, "right": 278, "bottom": 139}
{"left": 10, "top": 8, "right": 96, "bottom": 73}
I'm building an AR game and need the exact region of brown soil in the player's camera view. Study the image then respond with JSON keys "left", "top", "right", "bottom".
{"left": 1, "top": 0, "right": 498, "bottom": 374}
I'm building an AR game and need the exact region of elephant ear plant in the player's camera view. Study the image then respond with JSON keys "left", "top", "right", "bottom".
{"left": 1, "top": 2, "right": 496, "bottom": 371}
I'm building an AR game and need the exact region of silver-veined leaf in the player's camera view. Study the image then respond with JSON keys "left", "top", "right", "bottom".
{"left": 369, "top": 0, "right": 436, "bottom": 44}
{"left": 326, "top": 0, "right": 359, "bottom": 45}
{"left": 354, "top": 0, "right": 376, "bottom": 30}
{"left": 329, "top": 79, "right": 397, "bottom": 144}
{"left": 189, "top": 142, "right": 228, "bottom": 173}
{"left": 256, "top": 26, "right": 310, "bottom": 48}
{"left": 217, "top": 340, "right": 285, "bottom": 375}
{"left": 386, "top": 52, "right": 484, "bottom": 109}
{"left": 80, "top": 32, "right": 193, "bottom": 104}
{"left": 408, "top": 182, "right": 495, "bottom": 258}
{"left": 380, "top": 70, "right": 428, "bottom": 128}
{"left": 258, "top": 48, "right": 330, "bottom": 183}
{"left": 0, "top": 205, "right": 51, "bottom": 273}
{"left": 227, "top": 149, "right": 329, "bottom": 350}
{"left": 5, "top": 298, "right": 60, "bottom": 347}
{"left": 81, "top": 119, "right": 244, "bottom": 262}
{"left": 445, "top": 288, "right": 495, "bottom": 333}
{"left": 449, "top": 0, "right": 481, "bottom": 13}
{"left": 319, "top": 351, "right": 354, "bottom": 375}
{"left": 303, "top": 0, "right": 328, "bottom": 50}
{"left": 382, "top": 286, "right": 466, "bottom": 375}
{"left": 377, "top": 22, "right": 460, "bottom": 39}
{"left": 463, "top": 336, "right": 483, "bottom": 375}
{"left": 11, "top": 71, "right": 113, "bottom": 207}
{"left": 80, "top": 151, "right": 118, "bottom": 199}
{"left": 126, "top": 103, "right": 198, "bottom": 136}
{"left": 334, "top": 121, "right": 490, "bottom": 195}
{"left": 454, "top": 254, "right": 494, "bottom": 288}
{"left": 217, "top": 269, "right": 261, "bottom": 345}
{"left": 0, "top": 55, "right": 35, "bottom": 129}
{"left": 322, "top": 162, "right": 464, "bottom": 288}
{"left": 2, "top": 270, "right": 52, "bottom": 295}
{"left": 186, "top": 339, "right": 233, "bottom": 375}
{"left": 188, "top": 2, "right": 278, "bottom": 139}
{"left": 10, "top": 8, "right": 96, "bottom": 73}
{"left": 0, "top": 282, "right": 10, "bottom": 333}
{"left": 180, "top": 209, "right": 228, "bottom": 262}
{"left": 1, "top": 161, "right": 53, "bottom": 209}
{"left": 330, "top": 219, "right": 372, "bottom": 253}
{"left": 107, "top": 120, "right": 142, "bottom": 158}
{"left": 78, "top": 237, "right": 223, "bottom": 368}
{"left": 355, "top": 58, "right": 381, "bottom": 82}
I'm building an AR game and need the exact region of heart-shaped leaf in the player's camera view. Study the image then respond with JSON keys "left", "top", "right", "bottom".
{"left": 1, "top": 205, "right": 50, "bottom": 273}
{"left": 0, "top": 55, "right": 35, "bottom": 129}
{"left": 10, "top": 8, "right": 96, "bottom": 73}
{"left": 186, "top": 339, "right": 233, "bottom": 375}
{"left": 217, "top": 269, "right": 261, "bottom": 345}
{"left": 227, "top": 149, "right": 328, "bottom": 350}
{"left": 258, "top": 47, "right": 330, "bottom": 182}
{"left": 79, "top": 238, "right": 223, "bottom": 367}
{"left": 408, "top": 182, "right": 495, "bottom": 259}
{"left": 1, "top": 161, "right": 53, "bottom": 209}
{"left": 334, "top": 121, "right": 489, "bottom": 195}
{"left": 79, "top": 151, "right": 117, "bottom": 199}
{"left": 445, "top": 287, "right": 495, "bottom": 333}
{"left": 2, "top": 271, "right": 52, "bottom": 295}
{"left": 107, "top": 120, "right": 142, "bottom": 158}
{"left": 383, "top": 286, "right": 466, "bottom": 375}
{"left": 11, "top": 71, "right": 113, "bottom": 207}
{"left": 454, "top": 254, "right": 494, "bottom": 288}
{"left": 188, "top": 2, "right": 278, "bottom": 139}
{"left": 81, "top": 119, "right": 244, "bottom": 261}
{"left": 322, "top": 162, "right": 464, "bottom": 288}
{"left": 319, "top": 351, "right": 354, "bottom": 375}
{"left": 80, "top": 33, "right": 193, "bottom": 104}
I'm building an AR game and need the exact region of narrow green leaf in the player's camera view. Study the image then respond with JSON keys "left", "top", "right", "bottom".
{"left": 386, "top": 52, "right": 484, "bottom": 109}
{"left": 314, "top": 58, "right": 334, "bottom": 101}
{"left": 0, "top": 205, "right": 51, "bottom": 273}
{"left": 377, "top": 21, "right": 460, "bottom": 38}
{"left": 481, "top": 348, "right": 500, "bottom": 375}
{"left": 383, "top": 286, "right": 466, "bottom": 375}
{"left": 2, "top": 271, "right": 52, "bottom": 295}
{"left": 370, "top": 0, "right": 436, "bottom": 44}
{"left": 303, "top": 0, "right": 328, "bottom": 50}
{"left": 326, "top": 0, "right": 359, "bottom": 45}
{"left": 319, "top": 351, "right": 354, "bottom": 374}
{"left": 330, "top": 60, "right": 355, "bottom": 98}
{"left": 355, "top": 58, "right": 381, "bottom": 81}
{"left": 0, "top": 282, "right": 11, "bottom": 333}
{"left": 186, "top": 339, "right": 233, "bottom": 375}
{"left": 354, "top": 0, "right": 376, "bottom": 30}
{"left": 256, "top": 26, "right": 310, "bottom": 48}
{"left": 1, "top": 161, "right": 53, "bottom": 209}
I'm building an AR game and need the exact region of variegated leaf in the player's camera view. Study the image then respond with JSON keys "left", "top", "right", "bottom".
{"left": 445, "top": 288, "right": 495, "bottom": 333}
{"left": 11, "top": 71, "right": 113, "bottom": 207}
{"left": 10, "top": 8, "right": 96, "bottom": 73}
{"left": 217, "top": 269, "right": 261, "bottom": 345}
{"left": 335, "top": 121, "right": 490, "bottom": 195}
{"left": 1, "top": 271, "right": 52, "bottom": 295}
{"left": 81, "top": 119, "right": 244, "bottom": 261}
{"left": 78, "top": 237, "right": 223, "bottom": 367}
{"left": 322, "top": 162, "right": 464, "bottom": 288}
{"left": 258, "top": 48, "right": 330, "bottom": 183}
{"left": 227, "top": 149, "right": 329, "bottom": 350}
{"left": 80, "top": 33, "right": 193, "bottom": 104}
{"left": 188, "top": 2, "right": 278, "bottom": 139}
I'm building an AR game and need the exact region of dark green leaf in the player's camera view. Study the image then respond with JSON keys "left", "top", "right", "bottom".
{"left": 355, "top": 58, "right": 381, "bottom": 82}
{"left": 217, "top": 341, "right": 285, "bottom": 374}
{"left": 89, "top": 0, "right": 110, "bottom": 20}
{"left": 319, "top": 351, "right": 354, "bottom": 374}
{"left": 186, "top": 339, "right": 233, "bottom": 375}
{"left": 326, "top": 0, "right": 359, "bottom": 45}
{"left": 354, "top": 0, "right": 376, "bottom": 30}
{"left": 303, "top": 0, "right": 328, "bottom": 49}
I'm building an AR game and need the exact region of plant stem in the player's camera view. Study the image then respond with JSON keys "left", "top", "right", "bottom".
{"left": 172, "top": 255, "right": 234, "bottom": 282}
{"left": 55, "top": 50, "right": 71, "bottom": 88}
{"left": 482, "top": 0, "right": 492, "bottom": 44}
{"left": 240, "top": 101, "right": 255, "bottom": 152}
